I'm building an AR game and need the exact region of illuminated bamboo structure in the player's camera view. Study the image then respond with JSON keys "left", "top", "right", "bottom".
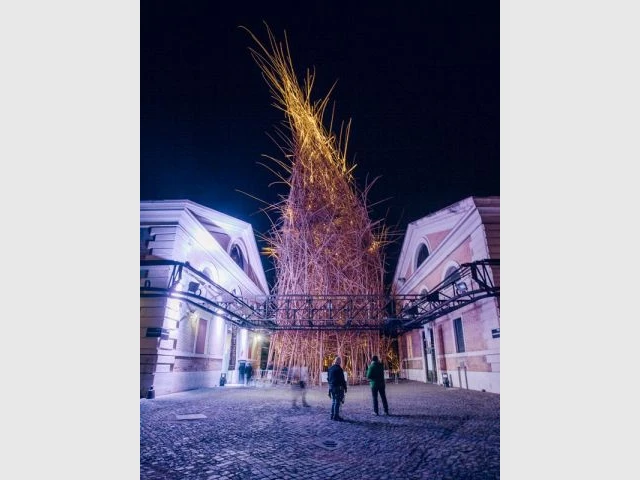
{"left": 245, "top": 26, "right": 395, "bottom": 385}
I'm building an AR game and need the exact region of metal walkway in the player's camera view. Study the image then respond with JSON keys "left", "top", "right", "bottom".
{"left": 140, "top": 258, "right": 499, "bottom": 335}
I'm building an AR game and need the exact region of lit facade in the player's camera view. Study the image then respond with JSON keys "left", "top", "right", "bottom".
{"left": 392, "top": 196, "right": 500, "bottom": 393}
{"left": 140, "top": 200, "right": 269, "bottom": 397}
{"left": 140, "top": 197, "right": 499, "bottom": 396}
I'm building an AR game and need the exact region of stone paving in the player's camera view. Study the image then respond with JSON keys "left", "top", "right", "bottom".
{"left": 140, "top": 380, "right": 500, "bottom": 479}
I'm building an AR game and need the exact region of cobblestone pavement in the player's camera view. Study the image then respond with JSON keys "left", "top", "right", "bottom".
{"left": 141, "top": 381, "right": 500, "bottom": 480}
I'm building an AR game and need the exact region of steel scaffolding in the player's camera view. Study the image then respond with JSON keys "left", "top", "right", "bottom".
{"left": 140, "top": 259, "right": 499, "bottom": 335}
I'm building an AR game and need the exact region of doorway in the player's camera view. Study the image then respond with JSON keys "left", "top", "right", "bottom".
{"left": 423, "top": 328, "right": 437, "bottom": 383}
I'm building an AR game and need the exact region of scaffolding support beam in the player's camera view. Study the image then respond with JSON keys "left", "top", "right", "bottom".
{"left": 140, "top": 259, "right": 499, "bottom": 335}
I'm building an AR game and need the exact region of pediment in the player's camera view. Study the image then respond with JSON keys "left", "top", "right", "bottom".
{"left": 393, "top": 196, "right": 498, "bottom": 290}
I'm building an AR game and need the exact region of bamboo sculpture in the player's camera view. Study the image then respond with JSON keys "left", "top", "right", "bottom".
{"left": 245, "top": 25, "right": 396, "bottom": 385}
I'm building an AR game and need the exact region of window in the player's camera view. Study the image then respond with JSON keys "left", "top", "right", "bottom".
{"left": 406, "top": 334, "right": 413, "bottom": 358}
{"left": 444, "top": 265, "right": 464, "bottom": 296}
{"left": 453, "top": 317, "right": 465, "bottom": 353}
{"left": 416, "top": 243, "right": 429, "bottom": 268}
{"left": 444, "top": 266, "right": 461, "bottom": 284}
{"left": 202, "top": 266, "right": 217, "bottom": 284}
{"left": 195, "top": 318, "right": 207, "bottom": 354}
{"left": 230, "top": 244, "right": 245, "bottom": 271}
{"left": 140, "top": 228, "right": 153, "bottom": 256}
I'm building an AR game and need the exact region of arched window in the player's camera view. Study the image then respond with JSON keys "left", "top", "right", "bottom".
{"left": 444, "top": 265, "right": 460, "bottom": 283}
{"left": 416, "top": 243, "right": 429, "bottom": 268}
{"left": 444, "top": 265, "right": 467, "bottom": 295}
{"left": 230, "top": 244, "right": 245, "bottom": 271}
{"left": 202, "top": 266, "right": 218, "bottom": 284}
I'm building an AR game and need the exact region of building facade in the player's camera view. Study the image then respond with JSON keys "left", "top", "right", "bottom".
{"left": 392, "top": 196, "right": 500, "bottom": 393}
{"left": 140, "top": 197, "right": 499, "bottom": 396}
{"left": 140, "top": 200, "right": 269, "bottom": 398}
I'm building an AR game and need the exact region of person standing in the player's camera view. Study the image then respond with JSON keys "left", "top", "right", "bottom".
{"left": 245, "top": 361, "right": 253, "bottom": 386}
{"left": 237, "top": 362, "right": 246, "bottom": 385}
{"left": 291, "top": 365, "right": 310, "bottom": 408}
{"left": 327, "top": 356, "right": 347, "bottom": 421}
{"left": 366, "top": 355, "right": 389, "bottom": 416}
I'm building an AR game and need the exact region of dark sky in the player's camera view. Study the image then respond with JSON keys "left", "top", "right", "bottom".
{"left": 141, "top": 2, "right": 499, "bottom": 289}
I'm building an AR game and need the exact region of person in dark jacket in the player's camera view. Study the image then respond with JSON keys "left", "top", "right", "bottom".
{"left": 245, "top": 361, "right": 253, "bottom": 386}
{"left": 366, "top": 355, "right": 389, "bottom": 416}
{"left": 238, "top": 362, "right": 246, "bottom": 385}
{"left": 327, "top": 356, "right": 347, "bottom": 421}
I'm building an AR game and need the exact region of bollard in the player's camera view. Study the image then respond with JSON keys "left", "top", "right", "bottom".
{"left": 146, "top": 386, "right": 155, "bottom": 399}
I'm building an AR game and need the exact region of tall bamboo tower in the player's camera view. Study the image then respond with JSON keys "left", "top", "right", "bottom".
{"left": 245, "top": 26, "right": 395, "bottom": 385}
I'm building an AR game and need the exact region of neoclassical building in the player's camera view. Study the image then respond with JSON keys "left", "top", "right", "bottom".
{"left": 140, "top": 196, "right": 499, "bottom": 396}
{"left": 392, "top": 196, "right": 500, "bottom": 393}
{"left": 140, "top": 200, "right": 269, "bottom": 397}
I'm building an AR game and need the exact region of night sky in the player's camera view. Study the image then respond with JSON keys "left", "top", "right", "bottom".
{"left": 141, "top": 2, "right": 499, "bottom": 288}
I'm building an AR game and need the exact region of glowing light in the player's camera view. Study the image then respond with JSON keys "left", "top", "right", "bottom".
{"left": 188, "top": 310, "right": 199, "bottom": 325}
{"left": 166, "top": 298, "right": 182, "bottom": 313}
{"left": 242, "top": 25, "right": 395, "bottom": 386}
{"left": 214, "top": 316, "right": 224, "bottom": 336}
{"left": 239, "top": 328, "right": 248, "bottom": 358}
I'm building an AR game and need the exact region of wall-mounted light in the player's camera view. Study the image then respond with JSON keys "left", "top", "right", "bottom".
{"left": 187, "top": 281, "right": 201, "bottom": 294}
{"left": 455, "top": 281, "right": 468, "bottom": 295}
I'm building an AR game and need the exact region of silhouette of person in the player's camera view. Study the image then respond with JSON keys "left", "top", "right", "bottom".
{"left": 291, "top": 365, "right": 310, "bottom": 408}
{"left": 327, "top": 356, "right": 347, "bottom": 421}
{"left": 238, "top": 362, "right": 246, "bottom": 385}
{"left": 245, "top": 361, "right": 253, "bottom": 386}
{"left": 366, "top": 355, "right": 389, "bottom": 415}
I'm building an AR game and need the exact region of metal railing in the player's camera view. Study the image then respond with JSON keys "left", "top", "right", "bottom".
{"left": 140, "top": 258, "right": 499, "bottom": 334}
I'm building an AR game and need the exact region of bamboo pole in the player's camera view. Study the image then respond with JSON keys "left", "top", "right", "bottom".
{"left": 245, "top": 25, "right": 395, "bottom": 385}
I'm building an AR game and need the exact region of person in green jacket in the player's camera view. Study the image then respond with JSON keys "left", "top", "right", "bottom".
{"left": 366, "top": 355, "right": 389, "bottom": 416}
